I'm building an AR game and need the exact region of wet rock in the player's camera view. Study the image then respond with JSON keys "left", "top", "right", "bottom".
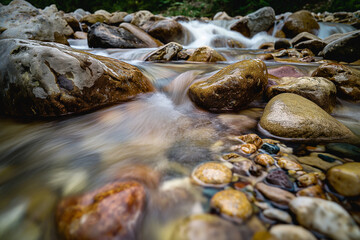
{"left": 217, "top": 114, "right": 257, "bottom": 134}
{"left": 130, "top": 10, "right": 155, "bottom": 27}
{"left": 260, "top": 143, "right": 280, "bottom": 154}
{"left": 88, "top": 22, "right": 157, "bottom": 48}
{"left": 188, "top": 46, "right": 226, "bottom": 62}
{"left": 298, "top": 153, "right": 342, "bottom": 171}
{"left": 256, "top": 182, "right": 295, "bottom": 205}
{"left": 0, "top": 0, "right": 73, "bottom": 44}
{"left": 210, "top": 37, "right": 244, "bottom": 48}
{"left": 213, "top": 11, "right": 232, "bottom": 20}
{"left": 297, "top": 173, "right": 318, "bottom": 187}
{"left": 311, "top": 63, "right": 360, "bottom": 101}
{"left": 282, "top": 10, "right": 320, "bottom": 38}
{"left": 210, "top": 189, "right": 253, "bottom": 221}
{"left": 240, "top": 144, "right": 257, "bottom": 154}
{"left": 296, "top": 185, "right": 326, "bottom": 199}
{"left": 268, "top": 66, "right": 305, "bottom": 78}
{"left": 56, "top": 181, "right": 146, "bottom": 240}
{"left": 263, "top": 208, "right": 292, "bottom": 223}
{"left": 327, "top": 162, "right": 360, "bottom": 197}
{"left": 259, "top": 93, "right": 357, "bottom": 142}
{"left": 230, "top": 7, "right": 275, "bottom": 37}
{"left": 274, "top": 39, "right": 291, "bottom": 50}
{"left": 278, "top": 157, "right": 303, "bottom": 171}
{"left": 146, "top": 19, "right": 185, "bottom": 44}
{"left": 326, "top": 143, "right": 360, "bottom": 161}
{"left": 290, "top": 197, "right": 360, "bottom": 240}
{"left": 177, "top": 49, "right": 194, "bottom": 60}
{"left": 232, "top": 159, "right": 261, "bottom": 176}
{"left": 320, "top": 30, "right": 360, "bottom": 62}
{"left": 238, "top": 134, "right": 263, "bottom": 149}
{"left": 188, "top": 59, "right": 268, "bottom": 112}
{"left": 74, "top": 31, "right": 87, "bottom": 39}
{"left": 259, "top": 42, "right": 274, "bottom": 50}
{"left": 107, "top": 11, "right": 128, "bottom": 25}
{"left": 265, "top": 169, "right": 293, "bottom": 191}
{"left": 191, "top": 162, "right": 232, "bottom": 187}
{"left": 0, "top": 39, "right": 154, "bottom": 117}
{"left": 270, "top": 225, "right": 317, "bottom": 240}
{"left": 255, "top": 154, "right": 275, "bottom": 167}
{"left": 170, "top": 214, "right": 244, "bottom": 240}
{"left": 266, "top": 76, "right": 337, "bottom": 113}
{"left": 119, "top": 23, "right": 163, "bottom": 47}
{"left": 144, "top": 42, "right": 183, "bottom": 61}
{"left": 294, "top": 39, "right": 327, "bottom": 55}
{"left": 80, "top": 14, "right": 108, "bottom": 25}
{"left": 290, "top": 32, "right": 321, "bottom": 46}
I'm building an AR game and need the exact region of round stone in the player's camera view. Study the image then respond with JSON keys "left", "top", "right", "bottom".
{"left": 263, "top": 208, "right": 292, "bottom": 223}
{"left": 255, "top": 154, "right": 275, "bottom": 167}
{"left": 192, "top": 162, "right": 232, "bottom": 187}
{"left": 265, "top": 169, "right": 293, "bottom": 191}
{"left": 297, "top": 173, "right": 319, "bottom": 187}
{"left": 238, "top": 134, "right": 263, "bottom": 149}
{"left": 296, "top": 185, "right": 326, "bottom": 199}
{"left": 255, "top": 182, "right": 295, "bottom": 205}
{"left": 240, "top": 144, "right": 257, "bottom": 154}
{"left": 327, "top": 162, "right": 360, "bottom": 197}
{"left": 270, "top": 224, "right": 316, "bottom": 240}
{"left": 277, "top": 157, "right": 303, "bottom": 171}
{"left": 210, "top": 189, "right": 253, "bottom": 221}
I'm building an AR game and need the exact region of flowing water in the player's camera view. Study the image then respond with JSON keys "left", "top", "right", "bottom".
{"left": 0, "top": 20, "right": 359, "bottom": 240}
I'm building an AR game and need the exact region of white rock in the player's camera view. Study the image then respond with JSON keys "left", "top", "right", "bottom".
{"left": 270, "top": 224, "right": 316, "bottom": 240}
{"left": 263, "top": 208, "right": 292, "bottom": 223}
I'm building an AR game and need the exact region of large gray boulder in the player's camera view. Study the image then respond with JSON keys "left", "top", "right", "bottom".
{"left": 0, "top": 39, "right": 154, "bottom": 117}
{"left": 0, "top": 0, "right": 73, "bottom": 45}
{"left": 259, "top": 93, "right": 357, "bottom": 143}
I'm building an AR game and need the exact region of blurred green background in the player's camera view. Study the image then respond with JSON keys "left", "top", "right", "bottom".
{"left": 1, "top": 0, "right": 359, "bottom": 17}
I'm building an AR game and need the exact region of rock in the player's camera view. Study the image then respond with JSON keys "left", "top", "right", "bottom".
{"left": 146, "top": 19, "right": 185, "bottom": 44}
{"left": 80, "top": 14, "right": 108, "bottom": 25}
{"left": 263, "top": 208, "right": 292, "bottom": 223}
{"left": 259, "top": 42, "right": 274, "bottom": 50}
{"left": 188, "top": 59, "right": 268, "bottom": 112}
{"left": 282, "top": 10, "right": 320, "bottom": 38}
{"left": 237, "top": 134, "right": 263, "bottom": 149}
{"left": 327, "top": 162, "right": 360, "bottom": 196}
{"left": 123, "top": 13, "right": 134, "bottom": 23}
{"left": 210, "top": 37, "right": 244, "bottom": 48}
{"left": 290, "top": 32, "right": 321, "bottom": 46}
{"left": 320, "top": 30, "right": 360, "bottom": 62}
{"left": 107, "top": 11, "right": 128, "bottom": 25}
{"left": 119, "top": 23, "right": 163, "bottom": 47}
{"left": 217, "top": 114, "right": 257, "bottom": 134}
{"left": 270, "top": 225, "right": 317, "bottom": 240}
{"left": 130, "top": 10, "right": 154, "bottom": 27}
{"left": 240, "top": 144, "right": 257, "bottom": 154}
{"left": 71, "top": 8, "right": 89, "bottom": 21}
{"left": 187, "top": 46, "right": 226, "bottom": 62}
{"left": 265, "top": 169, "right": 293, "bottom": 191}
{"left": 94, "top": 9, "right": 111, "bottom": 18}
{"left": 326, "top": 143, "right": 360, "bottom": 161}
{"left": 256, "top": 182, "right": 295, "bottom": 205}
{"left": 88, "top": 22, "right": 157, "bottom": 48}
{"left": 213, "top": 11, "right": 232, "bottom": 20}
{"left": 63, "top": 13, "right": 81, "bottom": 32}
{"left": 296, "top": 185, "right": 326, "bottom": 199}
{"left": 274, "top": 39, "right": 291, "bottom": 50}
{"left": 170, "top": 214, "right": 243, "bottom": 240}
{"left": 210, "top": 189, "right": 253, "bottom": 221}
{"left": 255, "top": 154, "right": 275, "bottom": 167}
{"left": 294, "top": 39, "right": 327, "bottom": 55}
{"left": 260, "top": 143, "right": 280, "bottom": 154}
{"left": 73, "top": 31, "right": 87, "bottom": 39}
{"left": 0, "top": 0, "right": 73, "bottom": 44}
{"left": 0, "top": 39, "right": 154, "bottom": 117}
{"left": 311, "top": 63, "right": 360, "bottom": 101}
{"left": 278, "top": 157, "right": 303, "bottom": 171}
{"left": 259, "top": 93, "right": 357, "bottom": 142}
{"left": 191, "top": 162, "right": 232, "bottom": 187}
{"left": 266, "top": 76, "right": 337, "bottom": 113}
{"left": 230, "top": 7, "right": 275, "bottom": 37}
{"left": 298, "top": 153, "right": 342, "bottom": 171}
{"left": 56, "top": 181, "right": 146, "bottom": 240}
{"left": 177, "top": 49, "right": 194, "bottom": 60}
{"left": 297, "top": 173, "right": 318, "bottom": 187}
{"left": 268, "top": 66, "right": 305, "bottom": 78}
{"left": 290, "top": 197, "right": 360, "bottom": 240}
{"left": 232, "top": 159, "right": 261, "bottom": 176}
{"left": 144, "top": 42, "right": 183, "bottom": 61}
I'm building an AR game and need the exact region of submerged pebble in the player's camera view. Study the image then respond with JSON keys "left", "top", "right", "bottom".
{"left": 191, "top": 162, "right": 232, "bottom": 187}
{"left": 327, "top": 162, "right": 360, "bottom": 197}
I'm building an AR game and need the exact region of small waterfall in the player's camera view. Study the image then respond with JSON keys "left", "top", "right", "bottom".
{"left": 317, "top": 22, "right": 356, "bottom": 39}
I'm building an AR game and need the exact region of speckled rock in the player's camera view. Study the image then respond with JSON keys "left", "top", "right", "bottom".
{"left": 270, "top": 225, "right": 317, "bottom": 240}
{"left": 265, "top": 169, "right": 293, "bottom": 191}
{"left": 290, "top": 197, "right": 360, "bottom": 240}
{"left": 144, "top": 42, "right": 183, "bottom": 61}
{"left": 255, "top": 154, "right": 275, "bottom": 167}
{"left": 256, "top": 182, "right": 295, "bottom": 205}
{"left": 240, "top": 144, "right": 257, "bottom": 154}
{"left": 311, "top": 63, "right": 360, "bottom": 101}
{"left": 327, "top": 162, "right": 360, "bottom": 197}
{"left": 278, "top": 157, "right": 303, "bottom": 171}
{"left": 238, "top": 134, "right": 263, "bottom": 149}
{"left": 191, "top": 162, "right": 232, "bottom": 187}
{"left": 56, "top": 181, "right": 146, "bottom": 240}
{"left": 296, "top": 185, "right": 326, "bottom": 199}
{"left": 297, "top": 173, "right": 319, "bottom": 187}
{"left": 282, "top": 10, "right": 320, "bottom": 38}
{"left": 259, "top": 93, "right": 357, "bottom": 143}
{"left": 169, "top": 214, "right": 244, "bottom": 240}
{"left": 189, "top": 59, "right": 268, "bottom": 112}
{"left": 210, "top": 189, "right": 253, "bottom": 221}
{"left": 263, "top": 208, "right": 292, "bottom": 223}
{"left": 0, "top": 39, "right": 154, "bottom": 117}
{"left": 266, "top": 76, "right": 337, "bottom": 112}
{"left": 188, "top": 46, "right": 226, "bottom": 62}
{"left": 232, "top": 159, "right": 261, "bottom": 176}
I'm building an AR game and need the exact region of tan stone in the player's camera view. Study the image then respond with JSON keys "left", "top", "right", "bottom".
{"left": 192, "top": 162, "right": 232, "bottom": 187}
{"left": 256, "top": 182, "right": 295, "bottom": 205}
{"left": 327, "top": 162, "right": 360, "bottom": 196}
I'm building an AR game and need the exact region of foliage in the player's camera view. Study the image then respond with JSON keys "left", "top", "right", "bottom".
{"left": 0, "top": 0, "right": 359, "bottom": 16}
